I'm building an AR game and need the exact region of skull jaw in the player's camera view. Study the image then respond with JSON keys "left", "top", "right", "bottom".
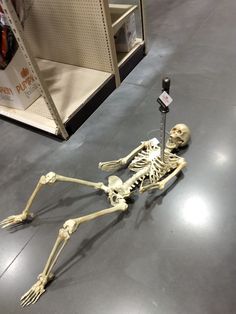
{"left": 166, "top": 136, "right": 182, "bottom": 150}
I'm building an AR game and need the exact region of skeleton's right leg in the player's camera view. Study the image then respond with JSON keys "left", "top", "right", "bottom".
{"left": 20, "top": 201, "right": 128, "bottom": 306}
{"left": 0, "top": 172, "right": 108, "bottom": 229}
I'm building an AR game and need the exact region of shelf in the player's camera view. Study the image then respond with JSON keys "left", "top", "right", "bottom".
{"left": 109, "top": 4, "right": 138, "bottom": 35}
{"left": 117, "top": 38, "right": 144, "bottom": 66}
{"left": 0, "top": 59, "right": 112, "bottom": 135}
{"left": 36, "top": 59, "right": 112, "bottom": 123}
{"left": 1, "top": 0, "right": 146, "bottom": 138}
{"left": 0, "top": 103, "right": 59, "bottom": 134}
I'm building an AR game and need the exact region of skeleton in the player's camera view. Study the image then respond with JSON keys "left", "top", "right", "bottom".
{"left": 0, "top": 123, "right": 190, "bottom": 306}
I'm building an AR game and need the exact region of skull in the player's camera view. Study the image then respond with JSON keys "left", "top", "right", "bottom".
{"left": 166, "top": 124, "right": 190, "bottom": 149}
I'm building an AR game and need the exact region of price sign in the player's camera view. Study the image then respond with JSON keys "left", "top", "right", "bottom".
{"left": 158, "top": 91, "right": 173, "bottom": 107}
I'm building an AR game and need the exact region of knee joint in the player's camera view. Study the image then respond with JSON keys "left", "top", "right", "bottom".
{"left": 40, "top": 172, "right": 57, "bottom": 185}
{"left": 59, "top": 219, "right": 78, "bottom": 240}
{"left": 63, "top": 219, "right": 78, "bottom": 235}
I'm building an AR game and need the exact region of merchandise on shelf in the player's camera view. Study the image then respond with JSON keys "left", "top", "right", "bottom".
{"left": 114, "top": 13, "right": 137, "bottom": 53}
{"left": 0, "top": 1, "right": 40, "bottom": 110}
{"left": 0, "top": 4, "right": 18, "bottom": 70}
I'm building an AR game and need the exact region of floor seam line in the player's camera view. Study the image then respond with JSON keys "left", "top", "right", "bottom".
{"left": 0, "top": 229, "right": 39, "bottom": 279}
{"left": 122, "top": 82, "right": 147, "bottom": 88}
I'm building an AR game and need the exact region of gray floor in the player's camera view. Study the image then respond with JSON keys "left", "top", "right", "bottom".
{"left": 1, "top": 0, "right": 236, "bottom": 313}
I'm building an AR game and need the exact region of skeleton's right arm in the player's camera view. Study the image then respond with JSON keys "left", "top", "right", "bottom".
{"left": 99, "top": 141, "right": 151, "bottom": 172}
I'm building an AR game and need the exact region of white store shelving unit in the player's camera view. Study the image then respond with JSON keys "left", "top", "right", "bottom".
{"left": 110, "top": 3, "right": 138, "bottom": 34}
{"left": 0, "top": 0, "right": 146, "bottom": 139}
{"left": 110, "top": 3, "right": 145, "bottom": 70}
{"left": 117, "top": 38, "right": 144, "bottom": 65}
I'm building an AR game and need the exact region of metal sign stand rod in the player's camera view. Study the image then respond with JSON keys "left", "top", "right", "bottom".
{"left": 158, "top": 77, "right": 170, "bottom": 162}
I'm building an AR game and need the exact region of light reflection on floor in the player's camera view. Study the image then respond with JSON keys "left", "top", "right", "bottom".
{"left": 181, "top": 195, "right": 211, "bottom": 228}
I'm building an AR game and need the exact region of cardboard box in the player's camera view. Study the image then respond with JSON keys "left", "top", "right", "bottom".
{"left": 114, "top": 13, "right": 137, "bottom": 53}
{"left": 0, "top": 48, "right": 40, "bottom": 110}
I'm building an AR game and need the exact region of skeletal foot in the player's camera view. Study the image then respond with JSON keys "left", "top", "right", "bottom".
{"left": 21, "top": 273, "right": 52, "bottom": 306}
{"left": 0, "top": 212, "right": 33, "bottom": 229}
{"left": 99, "top": 159, "right": 125, "bottom": 172}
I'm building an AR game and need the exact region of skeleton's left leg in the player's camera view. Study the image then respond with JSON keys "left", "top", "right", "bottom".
{"left": 0, "top": 172, "right": 108, "bottom": 228}
{"left": 20, "top": 201, "right": 128, "bottom": 307}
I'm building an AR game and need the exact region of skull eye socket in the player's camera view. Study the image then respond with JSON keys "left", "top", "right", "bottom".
{"left": 177, "top": 129, "right": 182, "bottom": 135}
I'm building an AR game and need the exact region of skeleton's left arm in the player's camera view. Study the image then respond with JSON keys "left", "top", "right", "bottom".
{"left": 140, "top": 159, "right": 187, "bottom": 192}
{"left": 157, "top": 159, "right": 187, "bottom": 189}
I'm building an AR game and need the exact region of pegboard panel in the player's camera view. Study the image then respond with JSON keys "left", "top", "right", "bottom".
{"left": 23, "top": 0, "right": 114, "bottom": 73}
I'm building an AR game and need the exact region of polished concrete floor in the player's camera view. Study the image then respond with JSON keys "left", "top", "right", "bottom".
{"left": 1, "top": 0, "right": 236, "bottom": 313}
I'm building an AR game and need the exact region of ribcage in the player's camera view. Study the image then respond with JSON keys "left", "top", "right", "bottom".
{"left": 129, "top": 141, "right": 160, "bottom": 172}
{"left": 149, "top": 160, "right": 166, "bottom": 183}
{"left": 128, "top": 138, "right": 181, "bottom": 188}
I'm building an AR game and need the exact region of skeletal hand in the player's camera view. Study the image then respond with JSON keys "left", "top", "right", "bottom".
{"left": 0, "top": 212, "right": 30, "bottom": 229}
{"left": 140, "top": 181, "right": 165, "bottom": 193}
{"left": 156, "top": 181, "right": 165, "bottom": 190}
{"left": 99, "top": 158, "right": 125, "bottom": 172}
{"left": 21, "top": 274, "right": 47, "bottom": 307}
